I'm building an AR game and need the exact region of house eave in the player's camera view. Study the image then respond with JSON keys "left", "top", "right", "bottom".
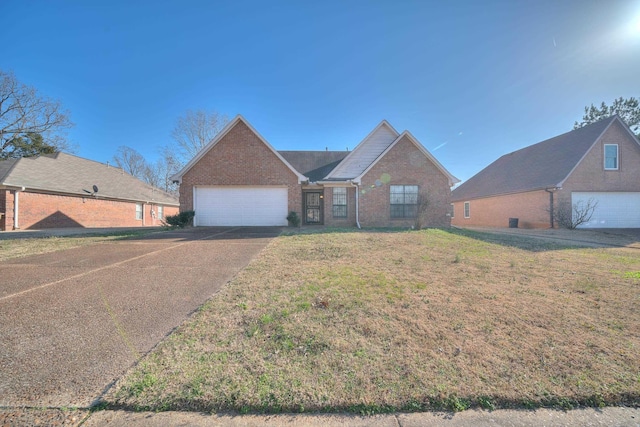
{"left": 451, "top": 186, "right": 562, "bottom": 203}
{"left": 0, "top": 183, "right": 179, "bottom": 206}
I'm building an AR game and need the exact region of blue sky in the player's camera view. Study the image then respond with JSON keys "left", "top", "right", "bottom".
{"left": 2, "top": 0, "right": 639, "bottom": 182}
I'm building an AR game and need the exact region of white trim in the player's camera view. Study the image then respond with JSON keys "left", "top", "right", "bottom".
{"left": 604, "top": 144, "right": 619, "bottom": 170}
{"left": 355, "top": 131, "right": 460, "bottom": 187}
{"left": 464, "top": 201, "right": 470, "bottom": 218}
{"left": 170, "top": 115, "right": 307, "bottom": 184}
{"left": 135, "top": 203, "right": 143, "bottom": 220}
{"left": 13, "top": 189, "right": 20, "bottom": 229}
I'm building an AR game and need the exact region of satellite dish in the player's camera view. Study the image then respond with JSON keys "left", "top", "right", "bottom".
{"left": 83, "top": 185, "right": 99, "bottom": 196}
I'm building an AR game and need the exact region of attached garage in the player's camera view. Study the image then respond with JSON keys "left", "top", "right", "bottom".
{"left": 193, "top": 186, "right": 288, "bottom": 226}
{"left": 573, "top": 192, "right": 640, "bottom": 228}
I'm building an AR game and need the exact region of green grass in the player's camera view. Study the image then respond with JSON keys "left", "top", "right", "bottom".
{"left": 104, "top": 229, "right": 640, "bottom": 413}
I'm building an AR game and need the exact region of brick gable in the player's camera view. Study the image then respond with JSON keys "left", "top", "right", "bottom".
{"left": 179, "top": 120, "right": 302, "bottom": 215}
{"left": 359, "top": 135, "right": 452, "bottom": 227}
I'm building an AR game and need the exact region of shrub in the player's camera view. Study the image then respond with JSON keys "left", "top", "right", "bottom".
{"left": 163, "top": 210, "right": 195, "bottom": 228}
{"left": 554, "top": 199, "right": 598, "bottom": 229}
{"left": 286, "top": 211, "right": 301, "bottom": 227}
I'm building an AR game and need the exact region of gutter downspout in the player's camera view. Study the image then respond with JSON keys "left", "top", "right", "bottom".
{"left": 350, "top": 181, "right": 361, "bottom": 229}
{"left": 14, "top": 187, "right": 24, "bottom": 230}
{"left": 545, "top": 187, "right": 560, "bottom": 229}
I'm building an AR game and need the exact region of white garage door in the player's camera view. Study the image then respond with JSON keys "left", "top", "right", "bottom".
{"left": 572, "top": 192, "right": 640, "bottom": 228}
{"left": 194, "top": 186, "right": 288, "bottom": 226}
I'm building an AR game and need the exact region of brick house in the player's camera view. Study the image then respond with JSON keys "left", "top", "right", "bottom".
{"left": 171, "top": 115, "right": 459, "bottom": 228}
{"left": 0, "top": 152, "right": 179, "bottom": 231}
{"left": 451, "top": 115, "right": 640, "bottom": 229}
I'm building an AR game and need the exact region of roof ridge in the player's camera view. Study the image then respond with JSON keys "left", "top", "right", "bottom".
{"left": 502, "top": 115, "right": 618, "bottom": 158}
{"left": 451, "top": 116, "right": 620, "bottom": 202}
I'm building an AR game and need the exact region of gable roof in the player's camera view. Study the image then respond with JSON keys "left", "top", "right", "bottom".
{"left": 279, "top": 151, "right": 348, "bottom": 182}
{"left": 320, "top": 120, "right": 458, "bottom": 186}
{"left": 169, "top": 116, "right": 458, "bottom": 186}
{"left": 171, "top": 115, "right": 307, "bottom": 183}
{"left": 451, "top": 116, "right": 633, "bottom": 202}
{"left": 324, "top": 120, "right": 400, "bottom": 180}
{"left": 0, "top": 152, "right": 178, "bottom": 205}
{"left": 355, "top": 130, "right": 460, "bottom": 187}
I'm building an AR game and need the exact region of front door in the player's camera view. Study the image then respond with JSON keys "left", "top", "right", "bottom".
{"left": 304, "top": 191, "right": 323, "bottom": 225}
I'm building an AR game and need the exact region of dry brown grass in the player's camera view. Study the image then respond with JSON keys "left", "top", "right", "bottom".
{"left": 0, "top": 230, "right": 156, "bottom": 262}
{"left": 106, "top": 229, "right": 640, "bottom": 413}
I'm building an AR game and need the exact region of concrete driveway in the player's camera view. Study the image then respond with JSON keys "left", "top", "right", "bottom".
{"left": 0, "top": 226, "right": 281, "bottom": 408}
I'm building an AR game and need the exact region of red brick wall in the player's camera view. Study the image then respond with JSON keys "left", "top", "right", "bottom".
{"left": 0, "top": 190, "right": 7, "bottom": 231}
{"left": 179, "top": 120, "right": 302, "bottom": 220}
{"left": 451, "top": 121, "right": 640, "bottom": 229}
{"left": 2, "top": 191, "right": 178, "bottom": 230}
{"left": 558, "top": 120, "right": 640, "bottom": 209}
{"left": 323, "top": 186, "right": 357, "bottom": 227}
{"left": 1, "top": 190, "right": 15, "bottom": 231}
{"left": 451, "top": 190, "right": 551, "bottom": 229}
{"left": 359, "top": 135, "right": 452, "bottom": 228}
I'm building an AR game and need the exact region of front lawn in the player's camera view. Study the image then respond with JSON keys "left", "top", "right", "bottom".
{"left": 0, "top": 229, "right": 158, "bottom": 262}
{"left": 105, "top": 229, "right": 640, "bottom": 413}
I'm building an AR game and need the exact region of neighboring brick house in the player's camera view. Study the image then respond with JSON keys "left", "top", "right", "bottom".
{"left": 451, "top": 115, "right": 640, "bottom": 229}
{"left": 171, "top": 115, "right": 459, "bottom": 228}
{"left": 0, "top": 152, "right": 179, "bottom": 231}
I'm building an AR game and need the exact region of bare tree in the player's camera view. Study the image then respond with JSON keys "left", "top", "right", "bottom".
{"left": 171, "top": 109, "right": 229, "bottom": 162}
{"left": 113, "top": 146, "right": 148, "bottom": 179}
{"left": 147, "top": 147, "right": 180, "bottom": 195}
{"left": 554, "top": 198, "right": 598, "bottom": 229}
{"left": 112, "top": 145, "right": 180, "bottom": 195}
{"left": 0, "top": 70, "right": 73, "bottom": 157}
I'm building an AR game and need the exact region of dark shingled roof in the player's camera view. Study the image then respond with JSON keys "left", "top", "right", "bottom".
{"left": 279, "top": 151, "right": 349, "bottom": 182}
{"left": 0, "top": 152, "right": 179, "bottom": 205}
{"left": 452, "top": 116, "right": 621, "bottom": 202}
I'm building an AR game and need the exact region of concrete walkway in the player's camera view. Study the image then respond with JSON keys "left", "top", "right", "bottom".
{"left": 85, "top": 406, "right": 640, "bottom": 426}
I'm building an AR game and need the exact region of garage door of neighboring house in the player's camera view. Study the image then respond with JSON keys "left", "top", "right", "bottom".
{"left": 572, "top": 192, "right": 640, "bottom": 228}
{"left": 193, "top": 186, "right": 288, "bottom": 226}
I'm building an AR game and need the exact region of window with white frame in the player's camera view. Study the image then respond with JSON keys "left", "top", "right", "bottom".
{"left": 604, "top": 144, "right": 618, "bottom": 170}
{"left": 136, "top": 203, "right": 143, "bottom": 220}
{"left": 464, "top": 201, "right": 470, "bottom": 218}
{"left": 390, "top": 185, "right": 418, "bottom": 218}
{"left": 157, "top": 205, "right": 163, "bottom": 220}
{"left": 332, "top": 187, "right": 347, "bottom": 218}
{"left": 450, "top": 203, "right": 455, "bottom": 218}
